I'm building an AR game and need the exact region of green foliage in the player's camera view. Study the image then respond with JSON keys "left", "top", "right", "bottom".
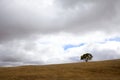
{"left": 81, "top": 53, "right": 93, "bottom": 62}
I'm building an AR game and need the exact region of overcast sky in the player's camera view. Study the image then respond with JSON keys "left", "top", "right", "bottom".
{"left": 0, "top": 0, "right": 120, "bottom": 67}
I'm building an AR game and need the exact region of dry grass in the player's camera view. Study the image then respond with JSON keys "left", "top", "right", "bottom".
{"left": 0, "top": 59, "right": 120, "bottom": 80}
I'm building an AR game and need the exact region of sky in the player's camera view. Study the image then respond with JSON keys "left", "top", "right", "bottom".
{"left": 0, "top": 0, "right": 120, "bottom": 67}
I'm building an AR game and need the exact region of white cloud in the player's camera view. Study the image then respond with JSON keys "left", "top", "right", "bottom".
{"left": 0, "top": 32, "right": 120, "bottom": 66}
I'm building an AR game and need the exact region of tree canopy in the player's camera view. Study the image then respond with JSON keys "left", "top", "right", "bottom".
{"left": 81, "top": 53, "right": 93, "bottom": 62}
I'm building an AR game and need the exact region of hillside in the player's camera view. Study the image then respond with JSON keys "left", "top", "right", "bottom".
{"left": 0, "top": 59, "right": 120, "bottom": 80}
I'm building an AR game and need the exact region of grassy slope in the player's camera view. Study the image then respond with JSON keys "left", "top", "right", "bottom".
{"left": 0, "top": 59, "right": 120, "bottom": 80}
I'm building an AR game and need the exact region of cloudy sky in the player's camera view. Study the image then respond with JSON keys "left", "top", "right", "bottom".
{"left": 0, "top": 0, "right": 120, "bottom": 67}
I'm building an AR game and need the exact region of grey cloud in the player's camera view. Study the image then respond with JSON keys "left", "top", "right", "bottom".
{"left": 50, "top": 0, "right": 120, "bottom": 33}
{"left": 0, "top": 0, "right": 120, "bottom": 42}
{"left": 56, "top": 0, "right": 119, "bottom": 30}
{"left": 0, "top": 0, "right": 120, "bottom": 39}
{"left": 0, "top": 0, "right": 56, "bottom": 42}
{"left": 0, "top": 40, "right": 45, "bottom": 66}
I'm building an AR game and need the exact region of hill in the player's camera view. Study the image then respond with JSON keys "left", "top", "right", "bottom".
{"left": 0, "top": 59, "right": 120, "bottom": 80}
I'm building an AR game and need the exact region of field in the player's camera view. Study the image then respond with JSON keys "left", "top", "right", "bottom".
{"left": 0, "top": 59, "right": 120, "bottom": 80}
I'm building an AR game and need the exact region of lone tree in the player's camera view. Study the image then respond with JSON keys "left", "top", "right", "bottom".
{"left": 81, "top": 53, "right": 93, "bottom": 62}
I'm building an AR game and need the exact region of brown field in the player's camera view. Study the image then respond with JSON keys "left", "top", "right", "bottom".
{"left": 0, "top": 59, "right": 120, "bottom": 80}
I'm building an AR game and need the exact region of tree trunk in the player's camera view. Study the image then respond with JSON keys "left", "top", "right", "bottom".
{"left": 85, "top": 59, "right": 88, "bottom": 62}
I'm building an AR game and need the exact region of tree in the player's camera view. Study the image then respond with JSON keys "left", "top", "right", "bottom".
{"left": 81, "top": 53, "right": 93, "bottom": 62}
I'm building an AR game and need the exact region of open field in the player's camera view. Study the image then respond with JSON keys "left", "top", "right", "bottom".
{"left": 0, "top": 59, "right": 120, "bottom": 80}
